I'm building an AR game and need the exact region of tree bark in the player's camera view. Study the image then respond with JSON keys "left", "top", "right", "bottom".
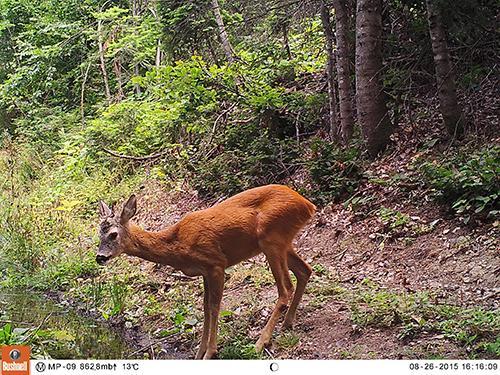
{"left": 132, "top": 0, "right": 142, "bottom": 95}
{"left": 80, "top": 61, "right": 92, "bottom": 125}
{"left": 149, "top": 6, "right": 163, "bottom": 67}
{"left": 97, "top": 18, "right": 111, "bottom": 101}
{"left": 211, "top": 0, "right": 235, "bottom": 63}
{"left": 355, "top": 0, "right": 393, "bottom": 156}
{"left": 283, "top": 24, "right": 292, "bottom": 60}
{"left": 113, "top": 55, "right": 124, "bottom": 101}
{"left": 155, "top": 38, "right": 162, "bottom": 67}
{"left": 333, "top": 0, "right": 354, "bottom": 143}
{"left": 320, "top": 1, "right": 339, "bottom": 139}
{"left": 426, "top": 0, "right": 464, "bottom": 136}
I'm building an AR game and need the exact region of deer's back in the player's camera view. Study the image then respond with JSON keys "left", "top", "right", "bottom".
{"left": 176, "top": 185, "right": 315, "bottom": 266}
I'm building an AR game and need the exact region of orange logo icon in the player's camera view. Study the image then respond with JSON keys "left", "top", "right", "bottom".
{"left": 1, "top": 346, "right": 30, "bottom": 375}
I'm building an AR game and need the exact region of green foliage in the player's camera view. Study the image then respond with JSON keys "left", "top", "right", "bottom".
{"left": 160, "top": 305, "right": 198, "bottom": 335}
{"left": 482, "top": 337, "right": 500, "bottom": 357}
{"left": 347, "top": 281, "right": 500, "bottom": 356}
{"left": 307, "top": 138, "right": 363, "bottom": 204}
{"left": 349, "top": 283, "right": 431, "bottom": 328}
{"left": 419, "top": 147, "right": 499, "bottom": 223}
{"left": 378, "top": 207, "right": 411, "bottom": 230}
{"left": 0, "top": 0, "right": 97, "bottom": 116}
{"left": 343, "top": 193, "right": 376, "bottom": 214}
{"left": 311, "top": 263, "right": 328, "bottom": 276}
{"left": 0, "top": 323, "right": 17, "bottom": 345}
{"left": 158, "top": 0, "right": 215, "bottom": 60}
{"left": 192, "top": 123, "right": 300, "bottom": 197}
{"left": 275, "top": 331, "right": 300, "bottom": 349}
{"left": 88, "top": 100, "right": 182, "bottom": 156}
{"left": 0, "top": 137, "right": 140, "bottom": 289}
{"left": 0, "top": 322, "right": 85, "bottom": 359}
{"left": 218, "top": 335, "right": 262, "bottom": 359}
{"left": 102, "top": 279, "right": 129, "bottom": 319}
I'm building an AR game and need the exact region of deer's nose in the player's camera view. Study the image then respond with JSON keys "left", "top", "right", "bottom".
{"left": 96, "top": 254, "right": 110, "bottom": 265}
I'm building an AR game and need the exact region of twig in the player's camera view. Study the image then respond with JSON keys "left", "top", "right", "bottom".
{"left": 127, "top": 332, "right": 180, "bottom": 358}
{"left": 336, "top": 248, "right": 349, "bottom": 262}
{"left": 231, "top": 117, "right": 255, "bottom": 124}
{"left": 102, "top": 148, "right": 172, "bottom": 161}
{"left": 21, "top": 312, "right": 53, "bottom": 344}
{"left": 347, "top": 249, "right": 373, "bottom": 267}
{"left": 264, "top": 347, "right": 275, "bottom": 359}
{"left": 80, "top": 61, "right": 92, "bottom": 126}
{"left": 0, "top": 320, "right": 32, "bottom": 326}
{"left": 204, "top": 102, "right": 237, "bottom": 151}
{"left": 171, "top": 272, "right": 197, "bottom": 281}
{"left": 149, "top": 333, "right": 155, "bottom": 360}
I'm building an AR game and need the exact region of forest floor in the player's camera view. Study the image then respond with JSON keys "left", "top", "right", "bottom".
{"left": 85, "top": 128, "right": 498, "bottom": 360}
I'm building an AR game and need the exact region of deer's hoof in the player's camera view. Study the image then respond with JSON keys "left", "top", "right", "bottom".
{"left": 202, "top": 350, "right": 217, "bottom": 360}
{"left": 255, "top": 338, "right": 270, "bottom": 353}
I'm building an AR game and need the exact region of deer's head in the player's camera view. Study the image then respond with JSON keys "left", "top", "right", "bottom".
{"left": 96, "top": 195, "right": 137, "bottom": 265}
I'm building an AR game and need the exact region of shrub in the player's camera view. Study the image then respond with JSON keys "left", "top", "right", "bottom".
{"left": 419, "top": 146, "right": 499, "bottom": 223}
{"left": 191, "top": 123, "right": 300, "bottom": 197}
{"left": 306, "top": 137, "right": 364, "bottom": 204}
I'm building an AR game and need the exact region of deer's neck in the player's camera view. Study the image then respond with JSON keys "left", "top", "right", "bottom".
{"left": 124, "top": 223, "right": 185, "bottom": 267}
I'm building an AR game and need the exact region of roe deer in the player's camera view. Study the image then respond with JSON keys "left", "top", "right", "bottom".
{"left": 97, "top": 184, "right": 315, "bottom": 359}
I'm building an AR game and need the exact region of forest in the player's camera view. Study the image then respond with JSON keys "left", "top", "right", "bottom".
{"left": 0, "top": 0, "right": 498, "bottom": 360}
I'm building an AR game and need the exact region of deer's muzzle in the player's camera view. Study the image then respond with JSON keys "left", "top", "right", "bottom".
{"left": 96, "top": 254, "right": 111, "bottom": 265}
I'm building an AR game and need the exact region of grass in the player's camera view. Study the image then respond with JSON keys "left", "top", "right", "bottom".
{"left": 218, "top": 336, "right": 262, "bottom": 359}
{"left": 306, "top": 272, "right": 346, "bottom": 309}
{"left": 0, "top": 322, "right": 75, "bottom": 359}
{"left": 276, "top": 331, "right": 300, "bottom": 349}
{"left": 0, "top": 142, "right": 144, "bottom": 290}
{"left": 225, "top": 262, "right": 275, "bottom": 288}
{"left": 343, "top": 280, "right": 500, "bottom": 358}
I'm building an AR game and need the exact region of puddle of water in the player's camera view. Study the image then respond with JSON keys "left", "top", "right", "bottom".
{"left": 0, "top": 290, "right": 133, "bottom": 359}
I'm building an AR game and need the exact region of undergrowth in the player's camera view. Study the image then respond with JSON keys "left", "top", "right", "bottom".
{"left": 418, "top": 146, "right": 499, "bottom": 224}
{"left": 347, "top": 280, "right": 500, "bottom": 358}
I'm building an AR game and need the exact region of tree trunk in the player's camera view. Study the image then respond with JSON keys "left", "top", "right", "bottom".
{"left": 355, "top": 0, "right": 393, "bottom": 156}
{"left": 80, "top": 61, "right": 91, "bottom": 125}
{"left": 206, "top": 37, "right": 221, "bottom": 66}
{"left": 283, "top": 24, "right": 292, "bottom": 60}
{"left": 155, "top": 38, "right": 162, "bottom": 67}
{"left": 149, "top": 6, "right": 163, "bottom": 68}
{"left": 211, "top": 0, "right": 235, "bottom": 63}
{"left": 333, "top": 0, "right": 354, "bottom": 143}
{"left": 132, "top": 0, "right": 141, "bottom": 95}
{"left": 320, "top": 1, "right": 339, "bottom": 139}
{"left": 113, "top": 56, "right": 124, "bottom": 101}
{"left": 426, "top": 0, "right": 464, "bottom": 136}
{"left": 97, "top": 19, "right": 111, "bottom": 101}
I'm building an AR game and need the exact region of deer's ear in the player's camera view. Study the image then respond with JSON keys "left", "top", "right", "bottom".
{"left": 99, "top": 200, "right": 112, "bottom": 218}
{"left": 120, "top": 194, "right": 137, "bottom": 224}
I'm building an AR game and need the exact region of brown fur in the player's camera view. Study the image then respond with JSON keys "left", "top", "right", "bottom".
{"left": 97, "top": 184, "right": 315, "bottom": 359}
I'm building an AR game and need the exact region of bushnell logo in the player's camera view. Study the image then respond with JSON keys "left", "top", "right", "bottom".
{"left": 1, "top": 345, "right": 30, "bottom": 375}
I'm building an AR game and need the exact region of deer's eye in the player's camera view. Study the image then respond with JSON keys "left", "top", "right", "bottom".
{"left": 108, "top": 232, "right": 118, "bottom": 241}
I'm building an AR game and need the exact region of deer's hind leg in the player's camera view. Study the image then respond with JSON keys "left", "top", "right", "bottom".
{"left": 283, "top": 249, "right": 312, "bottom": 329}
{"left": 255, "top": 240, "right": 294, "bottom": 352}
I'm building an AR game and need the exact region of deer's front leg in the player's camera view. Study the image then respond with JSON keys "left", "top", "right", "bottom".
{"left": 195, "top": 277, "right": 210, "bottom": 359}
{"left": 203, "top": 267, "right": 225, "bottom": 359}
